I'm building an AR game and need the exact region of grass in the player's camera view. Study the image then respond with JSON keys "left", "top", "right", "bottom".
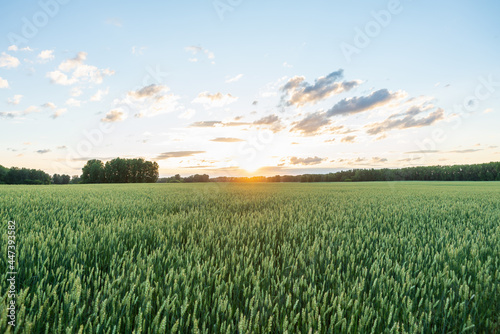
{"left": 0, "top": 182, "right": 499, "bottom": 333}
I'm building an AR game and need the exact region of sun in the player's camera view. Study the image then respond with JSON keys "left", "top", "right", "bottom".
{"left": 234, "top": 154, "right": 277, "bottom": 174}
{"left": 239, "top": 159, "right": 266, "bottom": 173}
{"left": 240, "top": 160, "right": 263, "bottom": 173}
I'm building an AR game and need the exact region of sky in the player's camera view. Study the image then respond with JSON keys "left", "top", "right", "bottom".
{"left": 1, "top": 0, "right": 499, "bottom": 177}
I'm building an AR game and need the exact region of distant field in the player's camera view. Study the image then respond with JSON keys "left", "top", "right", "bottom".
{"left": 1, "top": 182, "right": 499, "bottom": 333}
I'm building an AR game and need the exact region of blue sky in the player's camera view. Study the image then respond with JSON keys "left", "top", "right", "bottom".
{"left": 1, "top": 0, "right": 499, "bottom": 176}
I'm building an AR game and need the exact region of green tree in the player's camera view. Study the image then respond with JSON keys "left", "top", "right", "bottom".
{"left": 61, "top": 174, "right": 71, "bottom": 184}
{"left": 4, "top": 167, "right": 50, "bottom": 184}
{"left": 144, "top": 161, "right": 159, "bottom": 183}
{"left": 70, "top": 175, "right": 81, "bottom": 184}
{"left": 81, "top": 160, "right": 105, "bottom": 183}
{"left": 52, "top": 174, "right": 62, "bottom": 184}
{"left": 0, "top": 165, "right": 9, "bottom": 184}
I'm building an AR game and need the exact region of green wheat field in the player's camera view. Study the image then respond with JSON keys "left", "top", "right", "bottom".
{"left": 1, "top": 182, "right": 499, "bottom": 333}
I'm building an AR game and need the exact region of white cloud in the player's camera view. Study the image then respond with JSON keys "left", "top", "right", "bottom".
{"left": 90, "top": 87, "right": 109, "bottom": 101}
{"left": 8, "top": 45, "right": 32, "bottom": 52}
{"left": 47, "top": 52, "right": 114, "bottom": 85}
{"left": 205, "top": 50, "right": 215, "bottom": 59}
{"left": 42, "top": 102, "right": 57, "bottom": 109}
{"left": 37, "top": 50, "right": 55, "bottom": 63}
{"left": 259, "top": 76, "right": 288, "bottom": 98}
{"left": 71, "top": 87, "right": 83, "bottom": 97}
{"left": 0, "top": 108, "right": 37, "bottom": 118}
{"left": 131, "top": 46, "right": 146, "bottom": 55}
{"left": 101, "top": 109, "right": 127, "bottom": 122}
{"left": 110, "top": 84, "right": 182, "bottom": 119}
{"left": 128, "top": 84, "right": 165, "bottom": 99}
{"left": 185, "top": 46, "right": 202, "bottom": 53}
{"left": 24, "top": 105, "right": 40, "bottom": 114}
{"left": 484, "top": 108, "right": 493, "bottom": 114}
{"left": 52, "top": 108, "right": 67, "bottom": 119}
{"left": 226, "top": 74, "right": 243, "bottom": 83}
{"left": 8, "top": 95, "right": 22, "bottom": 105}
{"left": 289, "top": 156, "right": 324, "bottom": 165}
{"left": 326, "top": 89, "right": 401, "bottom": 116}
{"left": 283, "top": 62, "right": 293, "bottom": 68}
{"left": 58, "top": 52, "right": 87, "bottom": 72}
{"left": 192, "top": 91, "right": 238, "bottom": 109}
{"left": 341, "top": 135, "right": 356, "bottom": 143}
{"left": 46, "top": 71, "right": 76, "bottom": 85}
{"left": 66, "top": 98, "right": 83, "bottom": 107}
{"left": 178, "top": 109, "right": 196, "bottom": 120}
{"left": 0, "top": 53, "right": 20, "bottom": 68}
{"left": 281, "top": 70, "right": 361, "bottom": 107}
{"left": 0, "top": 77, "right": 9, "bottom": 88}
{"left": 0, "top": 111, "right": 17, "bottom": 118}
{"left": 366, "top": 105, "right": 445, "bottom": 135}
{"left": 184, "top": 46, "right": 215, "bottom": 64}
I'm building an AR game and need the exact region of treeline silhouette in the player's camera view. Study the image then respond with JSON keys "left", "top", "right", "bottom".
{"left": 0, "top": 165, "right": 78, "bottom": 185}
{"left": 1, "top": 161, "right": 499, "bottom": 185}
{"left": 209, "top": 161, "right": 500, "bottom": 182}
{"left": 81, "top": 158, "right": 159, "bottom": 183}
{"left": 158, "top": 174, "right": 210, "bottom": 183}
{"left": 0, "top": 166, "right": 52, "bottom": 185}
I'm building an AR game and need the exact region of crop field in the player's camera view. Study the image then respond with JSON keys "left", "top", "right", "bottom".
{"left": 0, "top": 182, "right": 499, "bottom": 333}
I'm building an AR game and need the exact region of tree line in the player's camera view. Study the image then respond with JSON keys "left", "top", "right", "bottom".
{"left": 158, "top": 174, "right": 210, "bottom": 183}
{"left": 0, "top": 157, "right": 158, "bottom": 185}
{"left": 210, "top": 161, "right": 500, "bottom": 183}
{"left": 1, "top": 161, "right": 499, "bottom": 185}
{"left": 0, "top": 166, "right": 52, "bottom": 185}
{"left": 81, "top": 158, "right": 159, "bottom": 183}
{"left": 0, "top": 165, "right": 80, "bottom": 185}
